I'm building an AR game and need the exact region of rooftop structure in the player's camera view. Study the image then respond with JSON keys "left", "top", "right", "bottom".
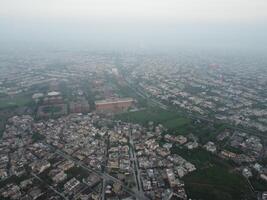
{"left": 47, "top": 91, "right": 61, "bottom": 97}
{"left": 95, "top": 98, "right": 134, "bottom": 113}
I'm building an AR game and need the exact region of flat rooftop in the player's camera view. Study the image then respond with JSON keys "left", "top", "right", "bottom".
{"left": 95, "top": 98, "right": 134, "bottom": 105}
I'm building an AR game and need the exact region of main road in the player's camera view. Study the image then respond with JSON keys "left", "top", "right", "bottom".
{"left": 123, "top": 77, "right": 267, "bottom": 139}
{"left": 46, "top": 143, "right": 149, "bottom": 200}
{"left": 129, "top": 128, "right": 146, "bottom": 199}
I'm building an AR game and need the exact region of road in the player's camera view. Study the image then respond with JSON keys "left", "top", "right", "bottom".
{"left": 101, "top": 137, "right": 109, "bottom": 200}
{"left": 31, "top": 172, "right": 68, "bottom": 200}
{"left": 48, "top": 144, "right": 149, "bottom": 200}
{"left": 129, "top": 128, "right": 146, "bottom": 199}
{"left": 124, "top": 77, "right": 267, "bottom": 139}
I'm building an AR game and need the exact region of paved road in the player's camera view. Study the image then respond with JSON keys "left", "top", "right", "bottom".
{"left": 124, "top": 78, "right": 267, "bottom": 139}
{"left": 101, "top": 137, "right": 109, "bottom": 200}
{"left": 31, "top": 172, "right": 68, "bottom": 200}
{"left": 129, "top": 129, "right": 146, "bottom": 199}
{"left": 51, "top": 145, "right": 149, "bottom": 200}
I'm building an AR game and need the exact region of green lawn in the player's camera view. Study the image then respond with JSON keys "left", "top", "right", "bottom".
{"left": 0, "top": 94, "right": 34, "bottom": 137}
{"left": 42, "top": 105, "right": 62, "bottom": 113}
{"left": 0, "top": 95, "right": 32, "bottom": 109}
{"left": 115, "top": 107, "right": 229, "bottom": 143}
{"left": 32, "top": 132, "right": 45, "bottom": 142}
{"left": 66, "top": 166, "right": 90, "bottom": 181}
{"left": 162, "top": 117, "right": 191, "bottom": 133}
{"left": 0, "top": 118, "right": 5, "bottom": 137}
{"left": 171, "top": 148, "right": 255, "bottom": 200}
{"left": 249, "top": 177, "right": 267, "bottom": 191}
{"left": 184, "top": 166, "right": 255, "bottom": 200}
{"left": 115, "top": 107, "right": 191, "bottom": 130}
{"left": 171, "top": 148, "right": 216, "bottom": 168}
{"left": 114, "top": 107, "right": 229, "bottom": 140}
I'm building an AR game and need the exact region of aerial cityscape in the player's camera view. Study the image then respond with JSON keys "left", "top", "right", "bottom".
{"left": 0, "top": 51, "right": 266, "bottom": 200}
{"left": 1, "top": 0, "right": 267, "bottom": 200}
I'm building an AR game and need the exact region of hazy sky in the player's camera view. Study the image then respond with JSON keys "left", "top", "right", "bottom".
{"left": 1, "top": 0, "right": 267, "bottom": 22}
{"left": 1, "top": 0, "right": 267, "bottom": 52}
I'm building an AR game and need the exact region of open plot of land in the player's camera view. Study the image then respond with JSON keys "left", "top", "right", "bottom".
{"left": 42, "top": 105, "right": 63, "bottom": 113}
{"left": 115, "top": 107, "right": 226, "bottom": 143}
{"left": 115, "top": 107, "right": 191, "bottom": 129}
{"left": 171, "top": 148, "right": 217, "bottom": 168}
{"left": 162, "top": 117, "right": 191, "bottom": 133}
{"left": 184, "top": 166, "right": 254, "bottom": 200}
{"left": 0, "top": 94, "right": 32, "bottom": 109}
{"left": 249, "top": 177, "right": 267, "bottom": 191}
{"left": 172, "top": 148, "right": 254, "bottom": 200}
{"left": 37, "top": 104, "right": 68, "bottom": 118}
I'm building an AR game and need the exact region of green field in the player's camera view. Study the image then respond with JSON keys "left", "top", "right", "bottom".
{"left": 0, "top": 118, "right": 5, "bottom": 137}
{"left": 0, "top": 95, "right": 32, "bottom": 109}
{"left": 249, "top": 177, "right": 267, "bottom": 191}
{"left": 184, "top": 166, "right": 255, "bottom": 200}
{"left": 171, "top": 148, "right": 217, "bottom": 168}
{"left": 115, "top": 107, "right": 191, "bottom": 130}
{"left": 65, "top": 166, "right": 90, "bottom": 181}
{"left": 171, "top": 148, "right": 255, "bottom": 200}
{"left": 0, "top": 94, "right": 34, "bottom": 137}
{"left": 42, "top": 105, "right": 62, "bottom": 113}
{"left": 32, "top": 132, "right": 45, "bottom": 142}
{"left": 114, "top": 107, "right": 228, "bottom": 143}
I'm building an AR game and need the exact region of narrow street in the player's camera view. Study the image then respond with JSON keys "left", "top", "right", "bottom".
{"left": 31, "top": 172, "right": 68, "bottom": 200}
{"left": 129, "top": 128, "right": 146, "bottom": 199}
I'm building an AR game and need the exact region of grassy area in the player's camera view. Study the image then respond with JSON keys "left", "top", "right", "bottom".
{"left": 171, "top": 148, "right": 217, "bottom": 168}
{"left": 115, "top": 106, "right": 228, "bottom": 144}
{"left": 42, "top": 105, "right": 62, "bottom": 113}
{"left": 184, "top": 166, "right": 255, "bottom": 200}
{"left": 66, "top": 166, "right": 90, "bottom": 181}
{"left": 171, "top": 148, "right": 254, "bottom": 200}
{"left": 0, "top": 118, "right": 5, "bottom": 137}
{"left": 162, "top": 117, "right": 191, "bottom": 133}
{"left": 183, "top": 122, "right": 227, "bottom": 144}
{"left": 115, "top": 107, "right": 191, "bottom": 129}
{"left": 0, "top": 94, "right": 32, "bottom": 109}
{"left": 224, "top": 145, "right": 244, "bottom": 154}
{"left": 32, "top": 132, "right": 45, "bottom": 142}
{"left": 0, "top": 94, "right": 35, "bottom": 137}
{"left": 249, "top": 177, "right": 267, "bottom": 191}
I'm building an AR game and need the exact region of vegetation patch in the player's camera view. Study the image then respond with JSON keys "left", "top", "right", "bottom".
{"left": 0, "top": 94, "right": 32, "bottom": 109}
{"left": 42, "top": 105, "right": 62, "bottom": 113}
{"left": 115, "top": 107, "right": 191, "bottom": 129}
{"left": 184, "top": 166, "right": 254, "bottom": 200}
{"left": 171, "top": 148, "right": 254, "bottom": 200}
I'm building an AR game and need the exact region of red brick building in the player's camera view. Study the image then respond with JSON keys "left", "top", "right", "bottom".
{"left": 95, "top": 98, "right": 134, "bottom": 113}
